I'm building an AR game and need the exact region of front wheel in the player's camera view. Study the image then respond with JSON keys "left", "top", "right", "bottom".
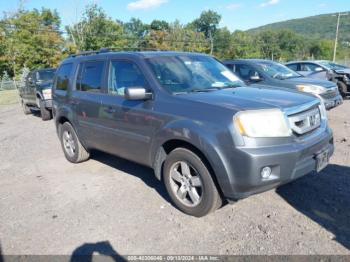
{"left": 163, "top": 148, "right": 222, "bottom": 217}
{"left": 337, "top": 81, "right": 348, "bottom": 98}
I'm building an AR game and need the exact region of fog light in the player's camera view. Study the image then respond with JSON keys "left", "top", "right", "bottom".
{"left": 261, "top": 166, "right": 272, "bottom": 179}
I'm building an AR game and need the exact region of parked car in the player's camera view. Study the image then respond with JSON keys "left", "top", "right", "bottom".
{"left": 223, "top": 59, "right": 343, "bottom": 110}
{"left": 285, "top": 60, "right": 350, "bottom": 97}
{"left": 19, "top": 68, "right": 56, "bottom": 120}
{"left": 53, "top": 50, "right": 334, "bottom": 217}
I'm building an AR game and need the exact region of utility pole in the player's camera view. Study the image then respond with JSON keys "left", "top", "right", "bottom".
{"left": 333, "top": 12, "right": 348, "bottom": 62}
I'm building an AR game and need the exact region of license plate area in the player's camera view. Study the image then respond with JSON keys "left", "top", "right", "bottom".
{"left": 316, "top": 150, "right": 329, "bottom": 172}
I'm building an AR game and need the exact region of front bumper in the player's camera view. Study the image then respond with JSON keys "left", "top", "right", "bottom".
{"left": 223, "top": 126, "right": 334, "bottom": 200}
{"left": 322, "top": 94, "right": 343, "bottom": 109}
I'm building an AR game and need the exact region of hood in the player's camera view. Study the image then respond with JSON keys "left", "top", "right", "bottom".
{"left": 280, "top": 76, "right": 335, "bottom": 88}
{"left": 181, "top": 86, "right": 318, "bottom": 111}
{"left": 37, "top": 80, "right": 53, "bottom": 90}
{"left": 334, "top": 68, "right": 350, "bottom": 75}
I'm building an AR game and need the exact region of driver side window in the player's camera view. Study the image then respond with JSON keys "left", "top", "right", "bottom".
{"left": 234, "top": 64, "right": 259, "bottom": 81}
{"left": 300, "top": 63, "right": 318, "bottom": 72}
{"left": 108, "top": 60, "right": 147, "bottom": 96}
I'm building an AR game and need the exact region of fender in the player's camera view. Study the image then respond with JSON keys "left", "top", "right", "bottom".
{"left": 150, "top": 119, "right": 235, "bottom": 196}
{"left": 54, "top": 104, "right": 89, "bottom": 149}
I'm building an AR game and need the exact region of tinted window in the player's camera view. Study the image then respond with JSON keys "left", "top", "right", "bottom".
{"left": 37, "top": 69, "right": 55, "bottom": 81}
{"left": 77, "top": 61, "right": 105, "bottom": 92}
{"left": 108, "top": 61, "right": 147, "bottom": 96}
{"left": 286, "top": 64, "right": 298, "bottom": 71}
{"left": 300, "top": 63, "right": 319, "bottom": 72}
{"left": 234, "top": 64, "right": 259, "bottom": 81}
{"left": 56, "top": 63, "right": 73, "bottom": 91}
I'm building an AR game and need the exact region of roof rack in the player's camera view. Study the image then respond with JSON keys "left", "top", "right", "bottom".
{"left": 69, "top": 47, "right": 169, "bottom": 57}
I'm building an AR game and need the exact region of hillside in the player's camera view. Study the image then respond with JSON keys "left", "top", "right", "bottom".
{"left": 248, "top": 12, "right": 350, "bottom": 42}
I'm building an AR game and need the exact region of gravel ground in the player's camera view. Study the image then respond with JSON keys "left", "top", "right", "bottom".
{"left": 0, "top": 101, "right": 349, "bottom": 257}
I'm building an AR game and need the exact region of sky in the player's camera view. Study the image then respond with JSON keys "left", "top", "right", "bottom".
{"left": 0, "top": 0, "right": 349, "bottom": 31}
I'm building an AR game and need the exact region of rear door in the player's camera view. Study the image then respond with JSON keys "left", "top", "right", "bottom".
{"left": 73, "top": 60, "right": 107, "bottom": 150}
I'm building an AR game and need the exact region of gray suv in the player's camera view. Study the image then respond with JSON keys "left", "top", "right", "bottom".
{"left": 53, "top": 50, "right": 334, "bottom": 217}
{"left": 285, "top": 60, "right": 350, "bottom": 97}
{"left": 223, "top": 59, "right": 343, "bottom": 110}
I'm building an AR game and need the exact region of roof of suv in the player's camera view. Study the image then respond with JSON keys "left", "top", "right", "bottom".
{"left": 223, "top": 59, "right": 275, "bottom": 64}
{"left": 63, "top": 50, "right": 210, "bottom": 63}
{"left": 285, "top": 60, "right": 329, "bottom": 64}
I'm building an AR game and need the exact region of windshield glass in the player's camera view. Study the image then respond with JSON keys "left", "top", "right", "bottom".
{"left": 146, "top": 55, "right": 245, "bottom": 94}
{"left": 257, "top": 61, "right": 300, "bottom": 79}
{"left": 37, "top": 69, "right": 55, "bottom": 82}
{"left": 318, "top": 61, "right": 347, "bottom": 70}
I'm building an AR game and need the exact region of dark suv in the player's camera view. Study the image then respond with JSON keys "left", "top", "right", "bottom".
{"left": 52, "top": 50, "right": 334, "bottom": 217}
{"left": 19, "top": 68, "right": 56, "bottom": 120}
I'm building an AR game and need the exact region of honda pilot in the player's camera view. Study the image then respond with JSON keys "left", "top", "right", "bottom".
{"left": 52, "top": 50, "right": 334, "bottom": 217}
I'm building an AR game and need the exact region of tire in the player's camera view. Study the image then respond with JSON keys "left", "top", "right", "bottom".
{"left": 163, "top": 148, "right": 222, "bottom": 217}
{"left": 60, "top": 122, "right": 90, "bottom": 163}
{"left": 337, "top": 81, "right": 348, "bottom": 98}
{"left": 21, "top": 99, "right": 31, "bottom": 115}
{"left": 39, "top": 100, "right": 52, "bottom": 121}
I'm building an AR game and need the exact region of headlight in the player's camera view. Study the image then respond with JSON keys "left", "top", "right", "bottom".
{"left": 42, "top": 89, "right": 52, "bottom": 100}
{"left": 234, "top": 109, "right": 291, "bottom": 138}
{"left": 296, "top": 85, "right": 326, "bottom": 95}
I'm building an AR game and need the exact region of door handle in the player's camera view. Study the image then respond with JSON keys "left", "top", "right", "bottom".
{"left": 104, "top": 106, "right": 116, "bottom": 114}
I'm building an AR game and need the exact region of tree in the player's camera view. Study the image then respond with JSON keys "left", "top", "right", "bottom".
{"left": 190, "top": 10, "right": 221, "bottom": 54}
{"left": 66, "top": 4, "right": 126, "bottom": 51}
{"left": 0, "top": 8, "right": 64, "bottom": 77}
{"left": 150, "top": 20, "right": 169, "bottom": 31}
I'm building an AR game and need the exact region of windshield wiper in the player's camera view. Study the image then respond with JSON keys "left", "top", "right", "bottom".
{"left": 187, "top": 88, "right": 219, "bottom": 93}
{"left": 218, "top": 84, "right": 241, "bottom": 89}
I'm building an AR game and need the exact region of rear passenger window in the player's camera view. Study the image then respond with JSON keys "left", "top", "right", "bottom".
{"left": 55, "top": 63, "right": 73, "bottom": 91}
{"left": 76, "top": 61, "right": 105, "bottom": 92}
{"left": 108, "top": 61, "right": 147, "bottom": 96}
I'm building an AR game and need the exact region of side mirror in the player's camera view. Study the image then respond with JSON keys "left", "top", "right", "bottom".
{"left": 314, "top": 67, "right": 324, "bottom": 72}
{"left": 124, "top": 87, "right": 152, "bottom": 100}
{"left": 250, "top": 74, "right": 262, "bottom": 82}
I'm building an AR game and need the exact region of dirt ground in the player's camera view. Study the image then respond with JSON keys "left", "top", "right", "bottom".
{"left": 0, "top": 100, "right": 349, "bottom": 257}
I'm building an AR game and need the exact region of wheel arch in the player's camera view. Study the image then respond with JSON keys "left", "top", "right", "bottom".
{"left": 153, "top": 138, "right": 225, "bottom": 198}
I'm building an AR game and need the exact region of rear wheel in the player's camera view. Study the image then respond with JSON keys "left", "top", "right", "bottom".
{"left": 39, "top": 99, "right": 52, "bottom": 121}
{"left": 21, "top": 99, "right": 31, "bottom": 115}
{"left": 163, "top": 148, "right": 222, "bottom": 217}
{"left": 60, "top": 122, "right": 90, "bottom": 163}
{"left": 337, "top": 81, "right": 348, "bottom": 98}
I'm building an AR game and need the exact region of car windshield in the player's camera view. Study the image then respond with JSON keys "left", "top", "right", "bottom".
{"left": 318, "top": 61, "right": 347, "bottom": 70}
{"left": 146, "top": 55, "right": 245, "bottom": 94}
{"left": 257, "top": 61, "right": 301, "bottom": 79}
{"left": 37, "top": 69, "right": 55, "bottom": 82}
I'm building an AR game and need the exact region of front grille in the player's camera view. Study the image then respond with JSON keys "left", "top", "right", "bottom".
{"left": 320, "top": 87, "right": 338, "bottom": 99}
{"left": 288, "top": 107, "right": 321, "bottom": 136}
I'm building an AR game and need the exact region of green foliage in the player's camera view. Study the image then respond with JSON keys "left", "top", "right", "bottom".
{"left": 0, "top": 8, "right": 64, "bottom": 77}
{"left": 190, "top": 10, "right": 221, "bottom": 38}
{"left": 66, "top": 4, "right": 126, "bottom": 51}
{"left": 0, "top": 4, "right": 349, "bottom": 79}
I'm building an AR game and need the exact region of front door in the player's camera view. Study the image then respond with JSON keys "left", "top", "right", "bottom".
{"left": 98, "top": 59, "right": 156, "bottom": 165}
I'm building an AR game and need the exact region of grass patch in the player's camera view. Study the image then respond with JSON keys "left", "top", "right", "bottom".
{"left": 0, "top": 89, "right": 19, "bottom": 105}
